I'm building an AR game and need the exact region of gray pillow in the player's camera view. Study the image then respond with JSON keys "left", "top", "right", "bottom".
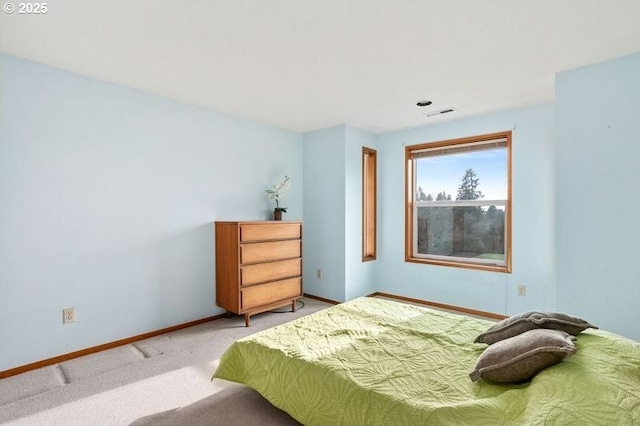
{"left": 469, "top": 329, "right": 576, "bottom": 383}
{"left": 474, "top": 311, "right": 597, "bottom": 345}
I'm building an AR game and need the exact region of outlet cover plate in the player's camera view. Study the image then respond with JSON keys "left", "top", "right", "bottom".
{"left": 63, "top": 307, "right": 75, "bottom": 324}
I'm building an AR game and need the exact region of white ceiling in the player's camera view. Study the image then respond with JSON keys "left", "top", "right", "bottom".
{"left": 2, "top": 0, "right": 640, "bottom": 135}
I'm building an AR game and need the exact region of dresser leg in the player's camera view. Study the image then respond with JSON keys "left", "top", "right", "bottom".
{"left": 244, "top": 313, "right": 250, "bottom": 327}
{"left": 291, "top": 300, "right": 296, "bottom": 312}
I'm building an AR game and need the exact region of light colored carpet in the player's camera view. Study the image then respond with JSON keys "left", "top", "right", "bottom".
{"left": 131, "top": 383, "right": 300, "bottom": 426}
{"left": 0, "top": 297, "right": 329, "bottom": 426}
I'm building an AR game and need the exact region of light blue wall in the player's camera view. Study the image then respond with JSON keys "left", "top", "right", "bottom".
{"left": 302, "top": 125, "right": 378, "bottom": 302}
{"left": 302, "top": 126, "right": 346, "bottom": 301}
{"left": 0, "top": 54, "right": 303, "bottom": 371}
{"left": 4, "top": 49, "right": 639, "bottom": 372}
{"left": 556, "top": 52, "right": 640, "bottom": 341}
{"left": 376, "top": 104, "right": 557, "bottom": 315}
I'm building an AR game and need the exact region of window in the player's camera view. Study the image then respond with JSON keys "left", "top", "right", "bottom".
{"left": 405, "top": 131, "right": 511, "bottom": 272}
{"left": 362, "top": 147, "right": 377, "bottom": 261}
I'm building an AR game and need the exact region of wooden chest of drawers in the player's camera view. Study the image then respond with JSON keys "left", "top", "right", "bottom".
{"left": 215, "top": 221, "right": 303, "bottom": 326}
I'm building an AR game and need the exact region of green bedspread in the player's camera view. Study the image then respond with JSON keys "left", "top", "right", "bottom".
{"left": 213, "top": 297, "right": 640, "bottom": 425}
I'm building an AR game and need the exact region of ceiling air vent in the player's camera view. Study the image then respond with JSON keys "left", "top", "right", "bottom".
{"left": 425, "top": 107, "right": 457, "bottom": 118}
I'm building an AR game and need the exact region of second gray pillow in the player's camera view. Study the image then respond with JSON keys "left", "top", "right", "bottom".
{"left": 475, "top": 311, "right": 597, "bottom": 345}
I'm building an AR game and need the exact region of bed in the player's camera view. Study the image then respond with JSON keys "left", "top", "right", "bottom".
{"left": 212, "top": 297, "right": 640, "bottom": 425}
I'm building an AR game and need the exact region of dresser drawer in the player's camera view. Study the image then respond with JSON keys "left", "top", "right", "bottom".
{"left": 241, "top": 277, "right": 301, "bottom": 311}
{"left": 240, "top": 239, "right": 301, "bottom": 264}
{"left": 241, "top": 258, "right": 301, "bottom": 286}
{"left": 240, "top": 223, "right": 301, "bottom": 242}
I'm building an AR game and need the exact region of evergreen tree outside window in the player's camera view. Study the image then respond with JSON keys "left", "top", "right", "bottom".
{"left": 405, "top": 131, "right": 512, "bottom": 273}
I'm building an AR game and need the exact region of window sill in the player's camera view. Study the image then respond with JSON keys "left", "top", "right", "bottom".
{"left": 404, "top": 256, "right": 511, "bottom": 273}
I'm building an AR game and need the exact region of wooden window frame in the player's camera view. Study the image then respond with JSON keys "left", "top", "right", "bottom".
{"left": 405, "top": 131, "right": 512, "bottom": 273}
{"left": 362, "top": 147, "right": 377, "bottom": 261}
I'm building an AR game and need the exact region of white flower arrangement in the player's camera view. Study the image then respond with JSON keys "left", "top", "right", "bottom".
{"left": 266, "top": 175, "right": 290, "bottom": 212}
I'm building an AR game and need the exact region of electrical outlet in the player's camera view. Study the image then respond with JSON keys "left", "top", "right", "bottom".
{"left": 63, "top": 307, "right": 75, "bottom": 324}
{"left": 517, "top": 285, "right": 526, "bottom": 297}
{"left": 316, "top": 269, "right": 322, "bottom": 279}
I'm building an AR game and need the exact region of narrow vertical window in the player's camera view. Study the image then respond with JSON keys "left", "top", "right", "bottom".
{"left": 363, "top": 147, "right": 377, "bottom": 261}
